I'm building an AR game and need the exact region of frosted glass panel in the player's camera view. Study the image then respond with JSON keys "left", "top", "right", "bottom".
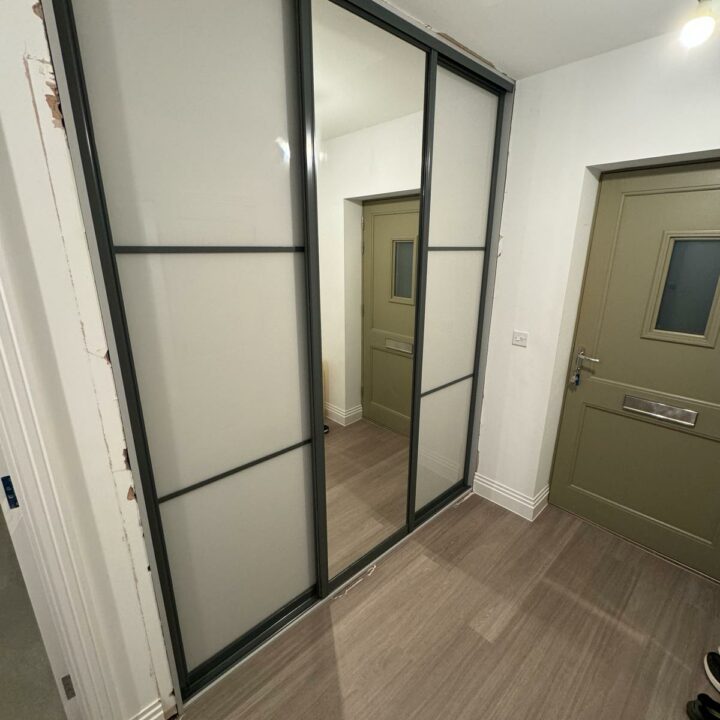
{"left": 656, "top": 238, "right": 720, "bottom": 335}
{"left": 421, "top": 252, "right": 484, "bottom": 392}
{"left": 72, "top": 0, "right": 301, "bottom": 246}
{"left": 160, "top": 446, "right": 315, "bottom": 670}
{"left": 117, "top": 253, "right": 309, "bottom": 497}
{"left": 428, "top": 67, "right": 498, "bottom": 247}
{"left": 415, "top": 379, "right": 472, "bottom": 511}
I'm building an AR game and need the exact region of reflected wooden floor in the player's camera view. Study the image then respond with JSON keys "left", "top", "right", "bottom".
{"left": 184, "top": 495, "right": 720, "bottom": 720}
{"left": 324, "top": 419, "right": 408, "bottom": 578}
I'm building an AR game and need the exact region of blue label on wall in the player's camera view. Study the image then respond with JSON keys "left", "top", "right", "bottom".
{"left": 2, "top": 475, "right": 19, "bottom": 509}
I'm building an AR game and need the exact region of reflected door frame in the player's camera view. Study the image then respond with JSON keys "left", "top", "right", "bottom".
{"left": 49, "top": 0, "right": 514, "bottom": 703}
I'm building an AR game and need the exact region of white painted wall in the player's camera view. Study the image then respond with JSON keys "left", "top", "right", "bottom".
{"left": 475, "top": 31, "right": 720, "bottom": 518}
{"left": 0, "top": 2, "right": 174, "bottom": 718}
{"left": 317, "top": 111, "right": 423, "bottom": 420}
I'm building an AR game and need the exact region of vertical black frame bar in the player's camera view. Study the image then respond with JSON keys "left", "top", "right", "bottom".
{"left": 407, "top": 49, "right": 438, "bottom": 532}
{"left": 297, "top": 0, "right": 330, "bottom": 599}
{"left": 49, "top": 0, "right": 190, "bottom": 688}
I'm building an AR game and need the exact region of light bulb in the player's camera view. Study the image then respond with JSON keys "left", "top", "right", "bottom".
{"left": 680, "top": 12, "right": 716, "bottom": 48}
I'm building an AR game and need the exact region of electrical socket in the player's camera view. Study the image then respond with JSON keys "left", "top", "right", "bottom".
{"left": 512, "top": 330, "right": 528, "bottom": 348}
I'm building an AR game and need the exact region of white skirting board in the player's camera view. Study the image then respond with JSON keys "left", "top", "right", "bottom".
{"left": 130, "top": 698, "right": 166, "bottom": 720}
{"left": 473, "top": 474, "right": 549, "bottom": 521}
{"left": 324, "top": 402, "right": 363, "bottom": 426}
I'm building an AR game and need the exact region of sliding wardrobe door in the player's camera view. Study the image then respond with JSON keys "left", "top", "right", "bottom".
{"left": 66, "top": 0, "right": 315, "bottom": 691}
{"left": 415, "top": 66, "right": 499, "bottom": 513}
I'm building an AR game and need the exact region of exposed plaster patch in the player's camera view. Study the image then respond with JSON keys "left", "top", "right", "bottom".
{"left": 32, "top": 1, "right": 43, "bottom": 19}
{"left": 378, "top": 0, "right": 500, "bottom": 72}
{"left": 44, "top": 79, "right": 64, "bottom": 129}
{"left": 127, "top": 486, "right": 136, "bottom": 502}
{"left": 437, "top": 32, "right": 497, "bottom": 70}
{"left": 24, "top": 55, "right": 169, "bottom": 701}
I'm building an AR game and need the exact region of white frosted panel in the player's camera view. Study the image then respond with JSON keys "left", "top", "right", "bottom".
{"left": 117, "top": 253, "right": 309, "bottom": 496}
{"left": 428, "top": 68, "right": 498, "bottom": 247}
{"left": 160, "top": 446, "right": 315, "bottom": 669}
{"left": 421, "top": 252, "right": 484, "bottom": 392}
{"left": 73, "top": 0, "right": 301, "bottom": 246}
{"left": 415, "top": 379, "right": 471, "bottom": 511}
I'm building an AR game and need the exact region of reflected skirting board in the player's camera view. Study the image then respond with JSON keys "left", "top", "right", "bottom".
{"left": 324, "top": 403, "right": 363, "bottom": 427}
{"left": 473, "top": 473, "right": 549, "bottom": 521}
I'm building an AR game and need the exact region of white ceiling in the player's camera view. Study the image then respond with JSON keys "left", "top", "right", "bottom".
{"left": 388, "top": 0, "right": 699, "bottom": 78}
{"left": 313, "top": 0, "right": 425, "bottom": 140}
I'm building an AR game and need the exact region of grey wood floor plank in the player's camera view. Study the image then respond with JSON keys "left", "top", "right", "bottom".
{"left": 184, "top": 496, "right": 720, "bottom": 720}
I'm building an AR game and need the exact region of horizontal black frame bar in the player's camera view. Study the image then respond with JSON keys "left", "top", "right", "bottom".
{"left": 427, "top": 246, "right": 485, "bottom": 251}
{"left": 415, "top": 480, "right": 469, "bottom": 527}
{"left": 421, "top": 373, "right": 474, "bottom": 398}
{"left": 158, "top": 439, "right": 312, "bottom": 504}
{"left": 328, "top": 526, "right": 407, "bottom": 591}
{"left": 184, "top": 587, "right": 316, "bottom": 697}
{"left": 114, "top": 245, "right": 305, "bottom": 254}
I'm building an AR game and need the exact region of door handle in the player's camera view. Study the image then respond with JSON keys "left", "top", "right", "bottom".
{"left": 570, "top": 347, "right": 600, "bottom": 386}
{"left": 578, "top": 350, "right": 600, "bottom": 364}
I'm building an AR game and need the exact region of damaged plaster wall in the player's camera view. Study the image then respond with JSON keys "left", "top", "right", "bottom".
{"left": 0, "top": 1, "right": 173, "bottom": 718}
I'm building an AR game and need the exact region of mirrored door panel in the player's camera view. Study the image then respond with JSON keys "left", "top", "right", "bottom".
{"left": 311, "top": 0, "right": 426, "bottom": 579}
{"left": 416, "top": 65, "right": 499, "bottom": 513}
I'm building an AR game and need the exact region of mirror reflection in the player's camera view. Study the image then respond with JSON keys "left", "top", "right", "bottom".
{"left": 312, "top": 0, "right": 426, "bottom": 578}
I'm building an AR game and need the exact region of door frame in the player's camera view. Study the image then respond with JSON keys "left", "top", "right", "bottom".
{"left": 45, "top": 0, "right": 514, "bottom": 701}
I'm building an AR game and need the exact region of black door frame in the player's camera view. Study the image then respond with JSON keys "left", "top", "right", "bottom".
{"left": 47, "top": 0, "right": 514, "bottom": 701}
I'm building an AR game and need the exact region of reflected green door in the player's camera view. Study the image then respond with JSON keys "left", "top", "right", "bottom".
{"left": 362, "top": 198, "right": 420, "bottom": 435}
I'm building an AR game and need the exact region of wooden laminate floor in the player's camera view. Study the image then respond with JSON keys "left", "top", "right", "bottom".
{"left": 325, "top": 419, "right": 408, "bottom": 578}
{"left": 184, "top": 495, "right": 720, "bottom": 720}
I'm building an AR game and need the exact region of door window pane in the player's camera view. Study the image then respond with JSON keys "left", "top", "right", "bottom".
{"left": 656, "top": 238, "right": 720, "bottom": 335}
{"left": 392, "top": 239, "right": 414, "bottom": 300}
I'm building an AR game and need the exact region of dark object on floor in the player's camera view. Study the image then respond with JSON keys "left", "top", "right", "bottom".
{"left": 699, "top": 695, "right": 720, "bottom": 718}
{"left": 323, "top": 424, "right": 329, "bottom": 434}
{"left": 688, "top": 698, "right": 720, "bottom": 720}
{"left": 705, "top": 652, "right": 720, "bottom": 693}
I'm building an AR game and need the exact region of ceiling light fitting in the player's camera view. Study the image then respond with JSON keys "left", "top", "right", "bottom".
{"left": 680, "top": 0, "right": 716, "bottom": 48}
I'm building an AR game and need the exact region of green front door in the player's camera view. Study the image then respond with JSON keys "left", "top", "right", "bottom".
{"left": 362, "top": 198, "right": 419, "bottom": 435}
{"left": 550, "top": 162, "right": 720, "bottom": 579}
